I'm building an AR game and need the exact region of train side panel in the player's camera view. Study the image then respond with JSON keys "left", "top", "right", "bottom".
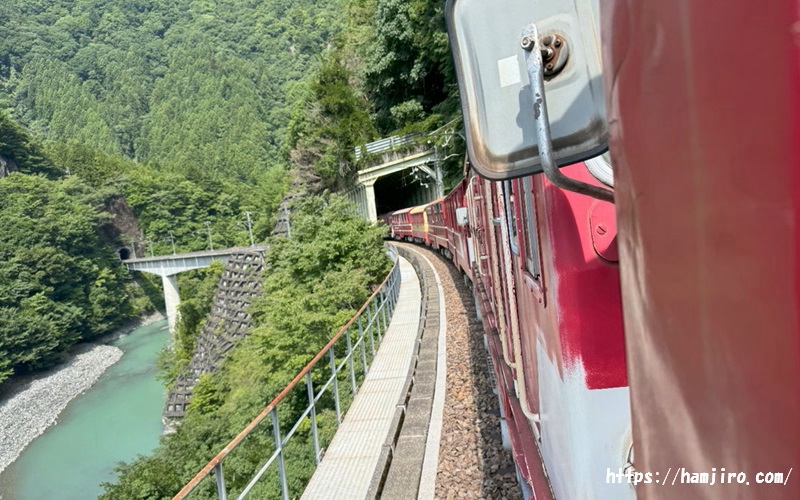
{"left": 502, "top": 166, "right": 630, "bottom": 499}
{"left": 603, "top": 1, "right": 800, "bottom": 497}
{"left": 410, "top": 206, "right": 427, "bottom": 243}
{"left": 443, "top": 179, "right": 472, "bottom": 278}
{"left": 391, "top": 208, "right": 413, "bottom": 240}
{"left": 391, "top": 167, "right": 631, "bottom": 498}
{"left": 425, "top": 198, "right": 446, "bottom": 250}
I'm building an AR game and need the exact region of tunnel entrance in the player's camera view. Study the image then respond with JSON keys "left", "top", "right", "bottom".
{"left": 118, "top": 247, "right": 131, "bottom": 260}
{"left": 373, "top": 168, "right": 439, "bottom": 217}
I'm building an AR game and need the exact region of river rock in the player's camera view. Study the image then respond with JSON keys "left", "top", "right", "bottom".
{"left": 0, "top": 345, "right": 124, "bottom": 474}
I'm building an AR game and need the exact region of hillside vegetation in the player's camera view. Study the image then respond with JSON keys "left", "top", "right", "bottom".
{"left": 100, "top": 195, "right": 391, "bottom": 499}
{"left": 0, "top": 0, "right": 345, "bottom": 381}
{"left": 0, "top": 113, "right": 149, "bottom": 384}
{"left": 96, "top": 0, "right": 462, "bottom": 496}
{"left": 0, "top": 0, "right": 462, "bottom": 496}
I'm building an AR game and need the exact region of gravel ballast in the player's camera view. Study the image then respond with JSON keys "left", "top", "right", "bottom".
{"left": 396, "top": 244, "right": 521, "bottom": 500}
{"left": 0, "top": 344, "right": 124, "bottom": 475}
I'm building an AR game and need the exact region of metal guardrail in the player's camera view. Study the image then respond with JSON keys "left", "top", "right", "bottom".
{"left": 174, "top": 246, "right": 402, "bottom": 500}
{"left": 354, "top": 134, "right": 419, "bottom": 161}
{"left": 353, "top": 117, "right": 463, "bottom": 162}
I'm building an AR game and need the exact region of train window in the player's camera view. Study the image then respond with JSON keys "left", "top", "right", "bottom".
{"left": 503, "top": 180, "right": 519, "bottom": 255}
{"left": 522, "top": 177, "right": 541, "bottom": 280}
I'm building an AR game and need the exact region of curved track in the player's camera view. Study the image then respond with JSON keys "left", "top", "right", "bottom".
{"left": 397, "top": 244, "right": 521, "bottom": 499}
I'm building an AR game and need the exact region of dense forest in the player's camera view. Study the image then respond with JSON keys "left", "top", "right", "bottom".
{"left": 0, "top": 112, "right": 149, "bottom": 384}
{"left": 0, "top": 0, "right": 344, "bottom": 381}
{"left": 101, "top": 196, "right": 390, "bottom": 499}
{"left": 0, "top": 0, "right": 461, "bottom": 496}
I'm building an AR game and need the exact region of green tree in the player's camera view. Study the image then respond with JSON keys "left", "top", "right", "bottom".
{"left": 0, "top": 110, "right": 60, "bottom": 177}
{"left": 0, "top": 173, "right": 138, "bottom": 382}
{"left": 286, "top": 52, "right": 375, "bottom": 191}
{"left": 101, "top": 195, "right": 391, "bottom": 498}
{"left": 362, "top": 0, "right": 456, "bottom": 132}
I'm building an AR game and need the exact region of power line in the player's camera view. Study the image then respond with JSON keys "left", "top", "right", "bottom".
{"left": 244, "top": 211, "right": 255, "bottom": 247}
{"left": 204, "top": 222, "right": 214, "bottom": 251}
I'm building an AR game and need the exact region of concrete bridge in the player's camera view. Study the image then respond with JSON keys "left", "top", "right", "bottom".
{"left": 123, "top": 245, "right": 268, "bottom": 332}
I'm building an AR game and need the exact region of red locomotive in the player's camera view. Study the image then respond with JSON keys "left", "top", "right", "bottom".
{"left": 384, "top": 0, "right": 800, "bottom": 498}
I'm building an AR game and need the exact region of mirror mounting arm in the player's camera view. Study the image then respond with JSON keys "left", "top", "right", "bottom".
{"left": 521, "top": 24, "right": 615, "bottom": 204}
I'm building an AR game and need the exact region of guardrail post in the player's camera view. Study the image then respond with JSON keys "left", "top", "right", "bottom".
{"left": 385, "top": 283, "right": 391, "bottom": 321}
{"left": 214, "top": 463, "right": 227, "bottom": 500}
{"left": 388, "top": 276, "right": 395, "bottom": 312}
{"left": 390, "top": 268, "right": 399, "bottom": 310}
{"left": 387, "top": 276, "right": 395, "bottom": 313}
{"left": 271, "top": 409, "right": 290, "bottom": 500}
{"left": 346, "top": 327, "right": 357, "bottom": 395}
{"left": 305, "top": 372, "right": 321, "bottom": 464}
{"left": 372, "top": 300, "right": 383, "bottom": 343}
{"left": 367, "top": 305, "right": 376, "bottom": 356}
{"left": 375, "top": 289, "right": 387, "bottom": 341}
{"left": 375, "top": 299, "right": 386, "bottom": 341}
{"left": 329, "top": 347, "right": 341, "bottom": 424}
{"left": 367, "top": 299, "right": 378, "bottom": 359}
{"left": 358, "top": 315, "right": 369, "bottom": 376}
{"left": 380, "top": 290, "right": 389, "bottom": 333}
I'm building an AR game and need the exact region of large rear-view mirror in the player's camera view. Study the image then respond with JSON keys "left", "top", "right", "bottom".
{"left": 446, "top": 0, "right": 607, "bottom": 181}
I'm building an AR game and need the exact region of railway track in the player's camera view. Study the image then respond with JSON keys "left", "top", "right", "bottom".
{"left": 396, "top": 243, "right": 521, "bottom": 500}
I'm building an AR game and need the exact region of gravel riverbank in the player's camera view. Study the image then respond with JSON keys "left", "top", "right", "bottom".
{"left": 0, "top": 345, "right": 123, "bottom": 474}
{"left": 0, "top": 311, "right": 165, "bottom": 475}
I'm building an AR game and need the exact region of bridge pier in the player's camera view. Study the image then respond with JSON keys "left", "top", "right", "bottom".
{"left": 365, "top": 181, "right": 377, "bottom": 222}
{"left": 123, "top": 245, "right": 269, "bottom": 335}
{"left": 162, "top": 274, "right": 180, "bottom": 334}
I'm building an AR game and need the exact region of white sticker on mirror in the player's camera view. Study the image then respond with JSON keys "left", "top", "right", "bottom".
{"left": 497, "top": 56, "right": 521, "bottom": 88}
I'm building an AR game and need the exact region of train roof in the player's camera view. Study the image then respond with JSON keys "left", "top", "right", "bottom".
{"left": 424, "top": 198, "right": 445, "bottom": 210}
{"left": 410, "top": 205, "right": 427, "bottom": 215}
{"left": 392, "top": 207, "right": 414, "bottom": 215}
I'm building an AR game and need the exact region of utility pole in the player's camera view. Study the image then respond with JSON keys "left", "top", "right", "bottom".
{"left": 205, "top": 221, "right": 214, "bottom": 251}
{"left": 244, "top": 211, "right": 255, "bottom": 247}
{"left": 168, "top": 230, "right": 176, "bottom": 255}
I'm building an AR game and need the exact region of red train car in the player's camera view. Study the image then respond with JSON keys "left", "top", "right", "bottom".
{"left": 424, "top": 198, "right": 446, "bottom": 251}
{"left": 389, "top": 207, "right": 413, "bottom": 240}
{"left": 441, "top": 179, "right": 472, "bottom": 275}
{"left": 389, "top": 163, "right": 627, "bottom": 498}
{"left": 410, "top": 203, "right": 433, "bottom": 245}
{"left": 465, "top": 166, "right": 627, "bottom": 499}
{"left": 387, "top": 2, "right": 800, "bottom": 498}
{"left": 602, "top": 1, "right": 800, "bottom": 499}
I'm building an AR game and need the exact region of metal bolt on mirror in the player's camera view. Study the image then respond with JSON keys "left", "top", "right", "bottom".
{"left": 520, "top": 24, "right": 615, "bottom": 204}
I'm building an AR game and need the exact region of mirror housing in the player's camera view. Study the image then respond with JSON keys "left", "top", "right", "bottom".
{"left": 446, "top": 0, "right": 607, "bottom": 180}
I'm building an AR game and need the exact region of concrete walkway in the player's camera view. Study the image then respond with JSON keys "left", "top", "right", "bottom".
{"left": 301, "top": 256, "right": 422, "bottom": 500}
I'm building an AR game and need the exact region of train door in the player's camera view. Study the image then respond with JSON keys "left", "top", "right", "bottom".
{"left": 487, "top": 180, "right": 517, "bottom": 367}
{"left": 509, "top": 176, "right": 544, "bottom": 426}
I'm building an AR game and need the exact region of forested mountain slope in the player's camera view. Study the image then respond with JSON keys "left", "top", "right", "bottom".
{"left": 0, "top": 0, "right": 345, "bottom": 176}
{"left": 0, "top": 0, "right": 347, "bottom": 382}
{"left": 0, "top": 113, "right": 148, "bottom": 384}
{"left": 0, "top": 0, "right": 463, "bottom": 495}
{"left": 0, "top": 0, "right": 353, "bottom": 263}
{"left": 96, "top": 0, "right": 463, "bottom": 496}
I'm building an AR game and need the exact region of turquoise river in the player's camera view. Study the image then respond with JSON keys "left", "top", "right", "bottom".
{"left": 0, "top": 320, "right": 169, "bottom": 500}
